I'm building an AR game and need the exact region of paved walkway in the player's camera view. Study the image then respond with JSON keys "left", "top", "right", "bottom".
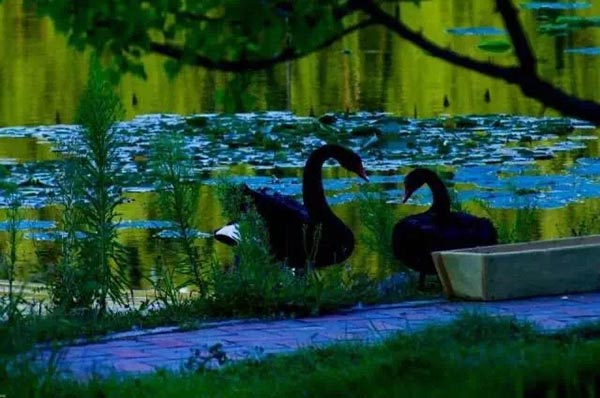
{"left": 37, "top": 292, "right": 600, "bottom": 379}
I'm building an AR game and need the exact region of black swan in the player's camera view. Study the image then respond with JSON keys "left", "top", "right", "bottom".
{"left": 392, "top": 168, "right": 497, "bottom": 288}
{"left": 214, "top": 144, "right": 369, "bottom": 268}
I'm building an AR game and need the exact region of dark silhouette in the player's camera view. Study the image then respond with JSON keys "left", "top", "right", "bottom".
{"left": 443, "top": 95, "right": 450, "bottom": 108}
{"left": 484, "top": 89, "right": 491, "bottom": 103}
{"left": 393, "top": 168, "right": 497, "bottom": 289}
{"left": 215, "top": 144, "right": 369, "bottom": 269}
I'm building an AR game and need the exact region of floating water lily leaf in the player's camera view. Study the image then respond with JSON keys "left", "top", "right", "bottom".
{"left": 446, "top": 27, "right": 506, "bottom": 36}
{"left": 556, "top": 16, "right": 600, "bottom": 28}
{"left": 116, "top": 220, "right": 176, "bottom": 229}
{"left": 571, "top": 158, "right": 600, "bottom": 176}
{"left": 350, "top": 125, "right": 382, "bottom": 137}
{"left": 521, "top": 2, "right": 591, "bottom": 10}
{"left": 0, "top": 220, "right": 56, "bottom": 231}
{"left": 537, "top": 119, "right": 574, "bottom": 136}
{"left": 538, "top": 23, "right": 570, "bottom": 36}
{"left": 564, "top": 47, "right": 600, "bottom": 56}
{"left": 477, "top": 40, "right": 511, "bottom": 53}
{"left": 540, "top": 16, "right": 600, "bottom": 35}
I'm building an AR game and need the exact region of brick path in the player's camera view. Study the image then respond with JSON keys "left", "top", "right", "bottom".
{"left": 36, "top": 292, "right": 600, "bottom": 379}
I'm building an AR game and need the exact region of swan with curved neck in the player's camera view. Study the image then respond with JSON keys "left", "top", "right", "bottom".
{"left": 393, "top": 168, "right": 497, "bottom": 289}
{"left": 402, "top": 168, "right": 451, "bottom": 215}
{"left": 215, "top": 144, "right": 368, "bottom": 268}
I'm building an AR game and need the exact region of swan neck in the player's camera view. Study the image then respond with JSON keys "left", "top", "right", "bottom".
{"left": 426, "top": 175, "right": 451, "bottom": 214}
{"left": 303, "top": 147, "right": 337, "bottom": 220}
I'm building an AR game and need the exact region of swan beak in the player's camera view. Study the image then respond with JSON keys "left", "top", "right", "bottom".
{"left": 357, "top": 168, "right": 369, "bottom": 182}
{"left": 402, "top": 191, "right": 411, "bottom": 203}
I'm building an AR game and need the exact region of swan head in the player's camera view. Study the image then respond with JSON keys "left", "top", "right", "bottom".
{"left": 335, "top": 146, "right": 369, "bottom": 182}
{"left": 402, "top": 168, "right": 436, "bottom": 203}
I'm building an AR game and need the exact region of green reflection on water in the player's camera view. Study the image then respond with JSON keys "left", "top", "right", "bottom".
{"left": 0, "top": 0, "right": 599, "bottom": 126}
{"left": 0, "top": 137, "right": 58, "bottom": 162}
{"left": 3, "top": 182, "right": 600, "bottom": 288}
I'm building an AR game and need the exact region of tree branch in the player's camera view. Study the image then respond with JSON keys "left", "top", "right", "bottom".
{"left": 495, "top": 0, "right": 536, "bottom": 73}
{"left": 353, "top": 0, "right": 600, "bottom": 125}
{"left": 149, "top": 18, "right": 376, "bottom": 72}
{"left": 351, "top": 0, "right": 521, "bottom": 82}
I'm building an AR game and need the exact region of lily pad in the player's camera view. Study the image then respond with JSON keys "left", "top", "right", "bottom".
{"left": 0, "top": 220, "right": 56, "bottom": 231}
{"left": 521, "top": 2, "right": 591, "bottom": 10}
{"left": 556, "top": 16, "right": 600, "bottom": 28}
{"left": 564, "top": 47, "right": 600, "bottom": 56}
{"left": 350, "top": 125, "right": 382, "bottom": 137}
{"left": 477, "top": 40, "right": 512, "bottom": 53}
{"left": 538, "top": 23, "right": 570, "bottom": 36}
{"left": 446, "top": 27, "right": 506, "bottom": 36}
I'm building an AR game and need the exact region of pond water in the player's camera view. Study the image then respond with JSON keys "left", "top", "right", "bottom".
{"left": 1, "top": 112, "right": 600, "bottom": 288}
{"left": 0, "top": 1, "right": 600, "bottom": 289}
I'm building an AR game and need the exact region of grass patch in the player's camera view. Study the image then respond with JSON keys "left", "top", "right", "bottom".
{"left": 3, "top": 313, "right": 600, "bottom": 397}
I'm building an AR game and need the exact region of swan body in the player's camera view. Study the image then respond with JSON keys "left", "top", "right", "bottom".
{"left": 393, "top": 168, "right": 497, "bottom": 287}
{"left": 215, "top": 144, "right": 368, "bottom": 268}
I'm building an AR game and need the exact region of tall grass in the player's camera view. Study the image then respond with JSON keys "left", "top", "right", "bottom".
{"left": 0, "top": 186, "right": 26, "bottom": 323}
{"left": 46, "top": 155, "right": 87, "bottom": 312}
{"left": 149, "top": 132, "right": 204, "bottom": 293}
{"left": 357, "top": 185, "right": 396, "bottom": 270}
{"left": 45, "top": 56, "right": 127, "bottom": 315}
{"left": 496, "top": 204, "right": 539, "bottom": 244}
